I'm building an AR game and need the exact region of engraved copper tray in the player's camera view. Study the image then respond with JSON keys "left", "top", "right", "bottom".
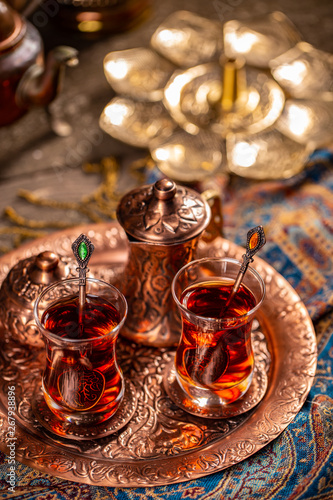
{"left": 0, "top": 222, "right": 317, "bottom": 487}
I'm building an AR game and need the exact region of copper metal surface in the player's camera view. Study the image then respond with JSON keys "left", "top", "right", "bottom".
{"left": 117, "top": 179, "right": 211, "bottom": 346}
{"left": 0, "top": 252, "right": 77, "bottom": 347}
{"left": 0, "top": 222, "right": 317, "bottom": 487}
{"left": 117, "top": 179, "right": 211, "bottom": 244}
{"left": 0, "top": 0, "right": 25, "bottom": 52}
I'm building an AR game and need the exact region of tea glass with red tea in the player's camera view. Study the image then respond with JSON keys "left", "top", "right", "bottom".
{"left": 171, "top": 257, "right": 265, "bottom": 410}
{"left": 34, "top": 277, "right": 127, "bottom": 426}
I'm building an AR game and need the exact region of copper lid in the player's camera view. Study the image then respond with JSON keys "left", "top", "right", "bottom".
{"left": 0, "top": 0, "right": 25, "bottom": 53}
{"left": 0, "top": 251, "right": 72, "bottom": 308}
{"left": 117, "top": 178, "right": 211, "bottom": 244}
{"left": 0, "top": 251, "right": 78, "bottom": 347}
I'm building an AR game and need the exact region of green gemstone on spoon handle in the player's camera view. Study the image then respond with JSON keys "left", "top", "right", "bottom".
{"left": 78, "top": 241, "right": 88, "bottom": 261}
{"left": 72, "top": 235, "right": 94, "bottom": 268}
{"left": 71, "top": 234, "right": 95, "bottom": 326}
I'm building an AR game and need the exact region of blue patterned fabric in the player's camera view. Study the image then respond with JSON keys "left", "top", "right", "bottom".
{"left": 225, "top": 151, "right": 333, "bottom": 321}
{"left": 1, "top": 151, "right": 333, "bottom": 499}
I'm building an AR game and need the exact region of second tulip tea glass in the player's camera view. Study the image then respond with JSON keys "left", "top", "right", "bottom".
{"left": 34, "top": 277, "right": 127, "bottom": 427}
{"left": 170, "top": 257, "right": 265, "bottom": 415}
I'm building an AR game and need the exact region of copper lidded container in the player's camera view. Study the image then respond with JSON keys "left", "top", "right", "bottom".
{"left": 117, "top": 178, "right": 211, "bottom": 347}
{"left": 0, "top": 251, "right": 77, "bottom": 347}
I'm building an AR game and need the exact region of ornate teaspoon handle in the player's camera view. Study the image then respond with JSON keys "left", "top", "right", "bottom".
{"left": 223, "top": 225, "right": 266, "bottom": 313}
{"left": 71, "top": 234, "right": 95, "bottom": 323}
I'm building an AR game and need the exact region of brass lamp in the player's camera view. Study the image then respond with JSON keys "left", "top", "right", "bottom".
{"left": 100, "top": 10, "right": 333, "bottom": 182}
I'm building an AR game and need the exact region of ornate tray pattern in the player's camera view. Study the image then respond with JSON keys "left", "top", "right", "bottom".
{"left": 0, "top": 223, "right": 317, "bottom": 487}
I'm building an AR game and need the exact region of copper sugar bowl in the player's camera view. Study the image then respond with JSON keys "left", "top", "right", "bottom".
{"left": 117, "top": 178, "right": 211, "bottom": 347}
{"left": 0, "top": 251, "right": 77, "bottom": 347}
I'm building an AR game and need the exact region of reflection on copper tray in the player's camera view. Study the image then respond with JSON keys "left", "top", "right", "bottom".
{"left": 0, "top": 222, "right": 317, "bottom": 487}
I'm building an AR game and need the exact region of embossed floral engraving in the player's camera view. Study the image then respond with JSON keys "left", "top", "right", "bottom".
{"left": 0, "top": 223, "right": 317, "bottom": 487}
{"left": 116, "top": 181, "right": 210, "bottom": 346}
{"left": 0, "top": 255, "right": 77, "bottom": 347}
{"left": 121, "top": 239, "right": 196, "bottom": 344}
{"left": 117, "top": 183, "right": 210, "bottom": 243}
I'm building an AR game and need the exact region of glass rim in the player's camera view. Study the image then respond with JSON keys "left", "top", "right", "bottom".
{"left": 171, "top": 256, "right": 266, "bottom": 324}
{"left": 34, "top": 277, "right": 128, "bottom": 344}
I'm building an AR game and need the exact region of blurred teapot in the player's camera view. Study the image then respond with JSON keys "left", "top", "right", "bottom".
{"left": 0, "top": 0, "right": 78, "bottom": 130}
{"left": 117, "top": 178, "right": 211, "bottom": 347}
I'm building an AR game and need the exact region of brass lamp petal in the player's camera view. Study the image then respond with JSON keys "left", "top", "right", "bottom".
{"left": 151, "top": 10, "right": 223, "bottom": 68}
{"left": 223, "top": 11, "right": 301, "bottom": 68}
{"left": 100, "top": 97, "right": 176, "bottom": 148}
{"left": 150, "top": 130, "right": 225, "bottom": 182}
{"left": 276, "top": 99, "right": 333, "bottom": 149}
{"left": 226, "top": 128, "right": 312, "bottom": 180}
{"left": 103, "top": 48, "right": 175, "bottom": 102}
{"left": 270, "top": 42, "right": 333, "bottom": 100}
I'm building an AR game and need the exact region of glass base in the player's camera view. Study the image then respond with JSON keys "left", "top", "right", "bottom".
{"left": 176, "top": 370, "right": 253, "bottom": 407}
{"left": 42, "top": 378, "right": 125, "bottom": 426}
{"left": 163, "top": 361, "right": 267, "bottom": 419}
{"left": 33, "top": 379, "right": 137, "bottom": 440}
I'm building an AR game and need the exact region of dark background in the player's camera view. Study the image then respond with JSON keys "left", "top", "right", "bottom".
{"left": 0, "top": 0, "right": 332, "bottom": 250}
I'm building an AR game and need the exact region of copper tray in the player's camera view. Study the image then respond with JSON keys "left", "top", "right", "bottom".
{"left": 0, "top": 222, "right": 317, "bottom": 487}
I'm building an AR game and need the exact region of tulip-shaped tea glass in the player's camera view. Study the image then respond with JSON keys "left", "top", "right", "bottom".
{"left": 170, "top": 257, "right": 265, "bottom": 414}
{"left": 34, "top": 277, "right": 127, "bottom": 426}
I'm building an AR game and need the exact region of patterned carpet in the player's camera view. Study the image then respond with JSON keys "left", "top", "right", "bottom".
{"left": 0, "top": 151, "right": 333, "bottom": 499}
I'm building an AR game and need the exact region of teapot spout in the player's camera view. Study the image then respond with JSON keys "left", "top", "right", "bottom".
{"left": 16, "top": 45, "right": 78, "bottom": 108}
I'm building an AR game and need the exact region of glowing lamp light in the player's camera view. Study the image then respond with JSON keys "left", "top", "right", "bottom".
{"left": 156, "top": 29, "right": 187, "bottom": 48}
{"left": 232, "top": 141, "right": 260, "bottom": 168}
{"left": 104, "top": 103, "right": 130, "bottom": 126}
{"left": 247, "top": 90, "right": 260, "bottom": 109}
{"left": 287, "top": 104, "right": 312, "bottom": 136}
{"left": 273, "top": 60, "right": 307, "bottom": 86}
{"left": 225, "top": 31, "right": 258, "bottom": 55}
{"left": 154, "top": 147, "right": 169, "bottom": 161}
{"left": 155, "top": 144, "right": 185, "bottom": 163}
{"left": 165, "top": 73, "right": 193, "bottom": 107}
{"left": 105, "top": 59, "right": 129, "bottom": 80}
